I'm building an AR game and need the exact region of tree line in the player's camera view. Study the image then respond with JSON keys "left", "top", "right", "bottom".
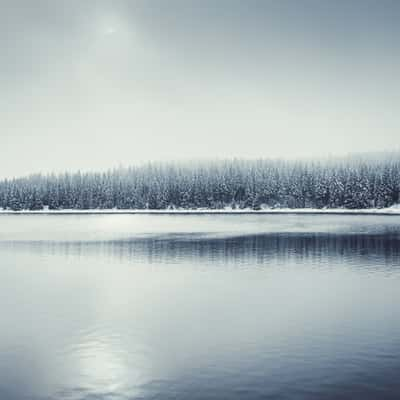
{"left": 0, "top": 155, "right": 399, "bottom": 211}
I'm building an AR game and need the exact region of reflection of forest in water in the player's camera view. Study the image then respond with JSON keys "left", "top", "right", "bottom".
{"left": 4, "top": 233, "right": 400, "bottom": 269}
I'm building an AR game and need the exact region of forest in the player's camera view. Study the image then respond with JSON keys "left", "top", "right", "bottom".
{"left": 0, "top": 154, "right": 399, "bottom": 211}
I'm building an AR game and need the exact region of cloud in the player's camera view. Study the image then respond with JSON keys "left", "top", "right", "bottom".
{"left": 0, "top": 0, "right": 399, "bottom": 178}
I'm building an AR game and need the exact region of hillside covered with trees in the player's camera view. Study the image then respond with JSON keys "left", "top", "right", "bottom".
{"left": 0, "top": 155, "right": 399, "bottom": 211}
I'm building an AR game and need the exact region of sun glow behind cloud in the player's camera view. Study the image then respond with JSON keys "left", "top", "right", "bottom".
{"left": 104, "top": 27, "right": 116, "bottom": 35}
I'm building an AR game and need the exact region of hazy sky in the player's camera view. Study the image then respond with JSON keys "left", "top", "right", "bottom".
{"left": 1, "top": 0, "right": 399, "bottom": 178}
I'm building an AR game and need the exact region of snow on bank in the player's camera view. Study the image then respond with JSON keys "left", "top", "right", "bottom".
{"left": 1, "top": 205, "right": 400, "bottom": 215}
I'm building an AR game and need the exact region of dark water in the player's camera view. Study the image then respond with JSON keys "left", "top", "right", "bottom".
{"left": 1, "top": 214, "right": 400, "bottom": 400}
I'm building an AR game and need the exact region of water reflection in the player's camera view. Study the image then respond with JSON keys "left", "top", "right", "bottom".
{"left": 3, "top": 232, "right": 400, "bottom": 271}
{"left": 1, "top": 216, "right": 400, "bottom": 400}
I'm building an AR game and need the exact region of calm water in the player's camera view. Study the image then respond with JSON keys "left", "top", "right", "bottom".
{"left": 1, "top": 214, "right": 400, "bottom": 400}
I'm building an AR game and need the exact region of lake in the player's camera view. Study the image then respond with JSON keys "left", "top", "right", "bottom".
{"left": 1, "top": 214, "right": 400, "bottom": 400}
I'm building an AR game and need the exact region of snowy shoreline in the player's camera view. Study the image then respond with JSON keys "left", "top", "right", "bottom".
{"left": 1, "top": 206, "right": 400, "bottom": 215}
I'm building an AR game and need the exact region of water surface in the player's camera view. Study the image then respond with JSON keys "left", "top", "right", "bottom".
{"left": 1, "top": 214, "right": 400, "bottom": 400}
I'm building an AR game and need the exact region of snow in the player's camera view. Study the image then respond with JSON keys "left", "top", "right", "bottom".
{"left": 1, "top": 205, "right": 400, "bottom": 215}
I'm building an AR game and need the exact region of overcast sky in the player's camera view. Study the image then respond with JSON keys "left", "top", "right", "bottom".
{"left": 1, "top": 0, "right": 399, "bottom": 178}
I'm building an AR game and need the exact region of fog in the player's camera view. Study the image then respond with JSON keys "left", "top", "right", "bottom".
{"left": 1, "top": 0, "right": 399, "bottom": 178}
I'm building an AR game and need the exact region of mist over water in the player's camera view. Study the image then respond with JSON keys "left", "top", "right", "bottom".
{"left": 1, "top": 214, "right": 400, "bottom": 400}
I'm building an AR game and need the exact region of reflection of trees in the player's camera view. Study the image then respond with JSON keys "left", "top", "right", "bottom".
{"left": 7, "top": 233, "right": 400, "bottom": 270}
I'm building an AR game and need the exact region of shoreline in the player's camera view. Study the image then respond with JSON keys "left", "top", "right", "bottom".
{"left": 1, "top": 207, "right": 400, "bottom": 216}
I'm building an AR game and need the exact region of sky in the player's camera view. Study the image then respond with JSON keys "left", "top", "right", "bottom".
{"left": 1, "top": 0, "right": 399, "bottom": 178}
